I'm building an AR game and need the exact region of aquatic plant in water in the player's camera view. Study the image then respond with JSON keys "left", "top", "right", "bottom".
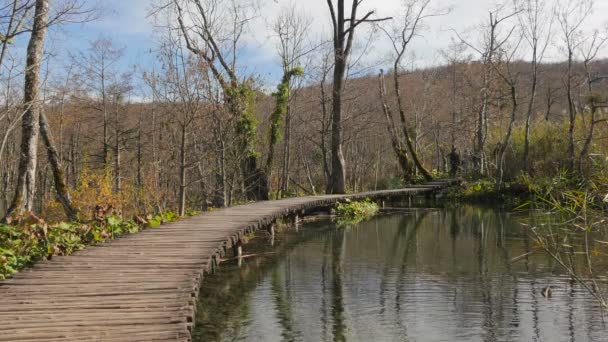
{"left": 335, "top": 198, "right": 380, "bottom": 226}
{"left": 521, "top": 182, "right": 608, "bottom": 309}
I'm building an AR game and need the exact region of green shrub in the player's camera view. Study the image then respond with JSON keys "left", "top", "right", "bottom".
{"left": 0, "top": 224, "right": 46, "bottom": 280}
{"left": 0, "top": 210, "right": 183, "bottom": 280}
{"left": 449, "top": 179, "right": 530, "bottom": 208}
{"left": 335, "top": 199, "right": 380, "bottom": 225}
{"left": 146, "top": 211, "right": 179, "bottom": 227}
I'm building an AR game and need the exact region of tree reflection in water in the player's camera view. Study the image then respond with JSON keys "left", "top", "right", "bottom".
{"left": 193, "top": 207, "right": 607, "bottom": 342}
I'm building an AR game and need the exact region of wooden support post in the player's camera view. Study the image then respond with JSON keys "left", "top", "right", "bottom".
{"left": 293, "top": 214, "right": 300, "bottom": 232}
{"left": 211, "top": 255, "right": 218, "bottom": 274}
{"left": 269, "top": 223, "right": 275, "bottom": 246}
{"left": 232, "top": 239, "right": 243, "bottom": 267}
{"left": 234, "top": 239, "right": 243, "bottom": 258}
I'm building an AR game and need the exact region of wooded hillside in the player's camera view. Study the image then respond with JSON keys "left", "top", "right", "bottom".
{"left": 0, "top": 0, "right": 607, "bottom": 221}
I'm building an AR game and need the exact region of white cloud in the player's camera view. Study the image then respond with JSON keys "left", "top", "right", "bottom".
{"left": 243, "top": 0, "right": 608, "bottom": 66}
{"left": 91, "top": 0, "right": 155, "bottom": 35}
{"left": 81, "top": 0, "right": 608, "bottom": 83}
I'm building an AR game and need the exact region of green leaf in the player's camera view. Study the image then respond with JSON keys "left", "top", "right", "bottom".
{"left": 107, "top": 216, "right": 122, "bottom": 227}
{"left": 57, "top": 222, "right": 72, "bottom": 231}
{"left": 148, "top": 218, "right": 161, "bottom": 228}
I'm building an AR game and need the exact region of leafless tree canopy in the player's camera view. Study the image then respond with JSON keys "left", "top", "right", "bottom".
{"left": 0, "top": 0, "right": 607, "bottom": 221}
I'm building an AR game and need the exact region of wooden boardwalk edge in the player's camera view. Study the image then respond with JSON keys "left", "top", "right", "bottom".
{"left": 0, "top": 180, "right": 456, "bottom": 342}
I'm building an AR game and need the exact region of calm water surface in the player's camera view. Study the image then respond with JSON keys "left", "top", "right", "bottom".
{"left": 193, "top": 207, "right": 607, "bottom": 342}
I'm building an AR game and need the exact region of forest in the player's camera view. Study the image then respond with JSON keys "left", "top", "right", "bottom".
{"left": 0, "top": 0, "right": 607, "bottom": 276}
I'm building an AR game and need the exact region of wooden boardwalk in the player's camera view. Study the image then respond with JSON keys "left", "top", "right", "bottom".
{"left": 0, "top": 180, "right": 454, "bottom": 341}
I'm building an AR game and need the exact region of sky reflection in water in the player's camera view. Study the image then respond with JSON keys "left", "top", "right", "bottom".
{"left": 193, "top": 207, "right": 607, "bottom": 342}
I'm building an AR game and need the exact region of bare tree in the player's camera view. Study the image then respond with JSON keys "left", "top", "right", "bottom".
{"left": 378, "top": 69, "right": 411, "bottom": 181}
{"left": 517, "top": 0, "right": 553, "bottom": 173}
{"left": 3, "top": 0, "right": 49, "bottom": 220}
{"left": 543, "top": 85, "right": 560, "bottom": 121}
{"left": 493, "top": 34, "right": 523, "bottom": 189}
{"left": 578, "top": 29, "right": 608, "bottom": 173}
{"left": 440, "top": 39, "right": 468, "bottom": 151}
{"left": 264, "top": 67, "right": 303, "bottom": 187}
{"left": 318, "top": 49, "right": 334, "bottom": 193}
{"left": 73, "top": 38, "right": 124, "bottom": 168}
{"left": 39, "top": 109, "right": 77, "bottom": 220}
{"left": 108, "top": 74, "right": 133, "bottom": 193}
{"left": 169, "top": 0, "right": 270, "bottom": 201}
{"left": 151, "top": 33, "right": 207, "bottom": 216}
{"left": 556, "top": 0, "right": 593, "bottom": 171}
{"left": 455, "top": 2, "right": 519, "bottom": 177}
{"left": 3, "top": 0, "right": 95, "bottom": 221}
{"left": 379, "top": 0, "right": 443, "bottom": 181}
{"left": 325, "top": 0, "right": 390, "bottom": 194}
{"left": 0, "top": 0, "right": 34, "bottom": 70}
{"left": 272, "top": 5, "right": 314, "bottom": 197}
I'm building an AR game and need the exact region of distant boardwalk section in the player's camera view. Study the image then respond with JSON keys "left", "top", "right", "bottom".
{"left": 0, "top": 180, "right": 455, "bottom": 342}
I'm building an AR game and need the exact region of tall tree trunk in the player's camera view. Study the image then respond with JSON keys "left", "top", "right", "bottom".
{"left": 151, "top": 96, "right": 160, "bottom": 191}
{"left": 3, "top": 0, "right": 48, "bottom": 221}
{"left": 545, "top": 87, "right": 556, "bottom": 121}
{"left": 264, "top": 68, "right": 302, "bottom": 189}
{"left": 378, "top": 70, "right": 411, "bottom": 181}
{"left": 178, "top": 124, "right": 187, "bottom": 216}
{"left": 197, "top": 161, "right": 208, "bottom": 211}
{"left": 136, "top": 110, "right": 143, "bottom": 188}
{"left": 214, "top": 153, "right": 226, "bottom": 207}
{"left": 320, "top": 75, "right": 332, "bottom": 194}
{"left": 102, "top": 70, "right": 109, "bottom": 168}
{"left": 300, "top": 148, "right": 316, "bottom": 195}
{"left": 579, "top": 61, "right": 599, "bottom": 174}
{"left": 497, "top": 84, "right": 517, "bottom": 190}
{"left": 279, "top": 103, "right": 291, "bottom": 198}
{"left": 579, "top": 106, "right": 597, "bottom": 173}
{"left": 325, "top": 0, "right": 388, "bottom": 193}
{"left": 474, "top": 17, "right": 499, "bottom": 177}
{"left": 39, "top": 111, "right": 78, "bottom": 220}
{"left": 476, "top": 65, "right": 491, "bottom": 177}
{"left": 213, "top": 117, "right": 227, "bottom": 208}
{"left": 566, "top": 49, "right": 576, "bottom": 172}
{"left": 450, "top": 61, "right": 458, "bottom": 147}
{"left": 326, "top": 0, "right": 353, "bottom": 195}
{"left": 1, "top": 169, "right": 9, "bottom": 215}
{"left": 330, "top": 52, "right": 347, "bottom": 194}
{"left": 68, "top": 122, "right": 81, "bottom": 188}
{"left": 114, "top": 101, "right": 121, "bottom": 193}
{"left": 392, "top": 68, "right": 433, "bottom": 181}
{"left": 58, "top": 66, "right": 71, "bottom": 163}
{"left": 522, "top": 47, "right": 538, "bottom": 173}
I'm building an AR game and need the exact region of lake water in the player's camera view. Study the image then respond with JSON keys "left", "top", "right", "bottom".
{"left": 193, "top": 207, "right": 607, "bottom": 342}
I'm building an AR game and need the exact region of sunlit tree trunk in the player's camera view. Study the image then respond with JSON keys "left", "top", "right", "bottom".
{"left": 378, "top": 70, "right": 412, "bottom": 181}
{"left": 113, "top": 98, "right": 121, "bottom": 193}
{"left": 40, "top": 112, "right": 78, "bottom": 220}
{"left": 3, "top": 0, "right": 49, "bottom": 220}
{"left": 325, "top": 0, "right": 389, "bottom": 193}
{"left": 178, "top": 124, "right": 187, "bottom": 217}
{"left": 330, "top": 47, "right": 347, "bottom": 193}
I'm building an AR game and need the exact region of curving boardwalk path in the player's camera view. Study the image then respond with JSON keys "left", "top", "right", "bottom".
{"left": 0, "top": 180, "right": 455, "bottom": 341}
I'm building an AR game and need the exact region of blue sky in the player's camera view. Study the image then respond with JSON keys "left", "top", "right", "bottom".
{"left": 50, "top": 0, "right": 157, "bottom": 73}
{"left": 39, "top": 0, "right": 608, "bottom": 90}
